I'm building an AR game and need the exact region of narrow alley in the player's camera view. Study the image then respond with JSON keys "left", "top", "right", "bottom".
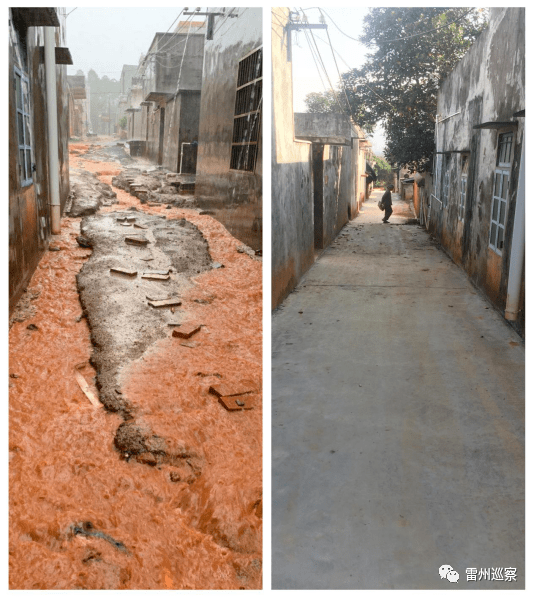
{"left": 271, "top": 190, "right": 524, "bottom": 589}
{"left": 9, "top": 139, "right": 262, "bottom": 589}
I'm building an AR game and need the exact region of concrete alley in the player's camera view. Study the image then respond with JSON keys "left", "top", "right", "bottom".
{"left": 272, "top": 190, "right": 524, "bottom": 589}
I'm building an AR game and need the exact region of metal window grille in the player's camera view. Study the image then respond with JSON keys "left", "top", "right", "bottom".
{"left": 489, "top": 168, "right": 508, "bottom": 254}
{"left": 459, "top": 177, "right": 467, "bottom": 221}
{"left": 230, "top": 47, "right": 262, "bottom": 172}
{"left": 489, "top": 134, "right": 513, "bottom": 254}
{"left": 14, "top": 66, "right": 33, "bottom": 186}
{"left": 459, "top": 156, "right": 468, "bottom": 222}
{"left": 433, "top": 154, "right": 442, "bottom": 201}
{"left": 442, "top": 155, "right": 451, "bottom": 209}
{"left": 497, "top": 132, "right": 513, "bottom": 167}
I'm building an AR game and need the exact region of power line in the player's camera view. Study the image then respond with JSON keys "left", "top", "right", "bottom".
{"left": 318, "top": 7, "right": 476, "bottom": 45}
{"left": 321, "top": 11, "right": 353, "bottom": 118}
{"left": 297, "top": 8, "right": 349, "bottom": 118}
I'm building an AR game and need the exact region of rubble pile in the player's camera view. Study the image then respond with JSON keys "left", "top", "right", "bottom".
{"left": 67, "top": 168, "right": 118, "bottom": 217}
{"left": 112, "top": 169, "right": 197, "bottom": 208}
{"left": 79, "top": 142, "right": 135, "bottom": 165}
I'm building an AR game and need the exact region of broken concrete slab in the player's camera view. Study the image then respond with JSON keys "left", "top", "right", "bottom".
{"left": 76, "top": 210, "right": 212, "bottom": 417}
{"left": 125, "top": 236, "right": 149, "bottom": 246}
{"left": 143, "top": 269, "right": 171, "bottom": 275}
{"left": 172, "top": 324, "right": 201, "bottom": 339}
{"left": 142, "top": 273, "right": 170, "bottom": 281}
{"left": 208, "top": 383, "right": 256, "bottom": 398}
{"left": 217, "top": 394, "right": 255, "bottom": 411}
{"left": 148, "top": 298, "right": 182, "bottom": 308}
{"left": 67, "top": 167, "right": 118, "bottom": 217}
{"left": 110, "top": 267, "right": 137, "bottom": 277}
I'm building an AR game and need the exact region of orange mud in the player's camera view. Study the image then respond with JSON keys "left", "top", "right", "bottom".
{"left": 9, "top": 149, "right": 262, "bottom": 589}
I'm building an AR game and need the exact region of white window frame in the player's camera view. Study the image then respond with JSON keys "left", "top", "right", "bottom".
{"left": 489, "top": 168, "right": 508, "bottom": 255}
{"left": 14, "top": 66, "right": 33, "bottom": 187}
{"left": 488, "top": 132, "right": 513, "bottom": 255}
{"left": 442, "top": 155, "right": 451, "bottom": 209}
{"left": 458, "top": 155, "right": 469, "bottom": 222}
{"left": 459, "top": 176, "right": 467, "bottom": 221}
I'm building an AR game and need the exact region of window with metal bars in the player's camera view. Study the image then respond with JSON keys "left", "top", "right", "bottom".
{"left": 230, "top": 47, "right": 262, "bottom": 172}
{"left": 442, "top": 154, "right": 451, "bottom": 209}
{"left": 459, "top": 155, "right": 469, "bottom": 222}
{"left": 14, "top": 66, "right": 33, "bottom": 186}
{"left": 489, "top": 133, "right": 513, "bottom": 254}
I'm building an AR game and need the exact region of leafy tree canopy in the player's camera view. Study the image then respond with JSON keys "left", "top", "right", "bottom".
{"left": 371, "top": 154, "right": 391, "bottom": 172}
{"left": 306, "top": 8, "right": 488, "bottom": 172}
{"left": 343, "top": 7, "right": 488, "bottom": 171}
{"left": 304, "top": 90, "right": 341, "bottom": 114}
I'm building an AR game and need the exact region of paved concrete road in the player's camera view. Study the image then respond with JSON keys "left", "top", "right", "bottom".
{"left": 272, "top": 191, "right": 524, "bottom": 589}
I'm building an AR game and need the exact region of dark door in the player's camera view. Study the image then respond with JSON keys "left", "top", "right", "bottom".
{"left": 157, "top": 107, "right": 165, "bottom": 165}
{"left": 312, "top": 144, "right": 324, "bottom": 250}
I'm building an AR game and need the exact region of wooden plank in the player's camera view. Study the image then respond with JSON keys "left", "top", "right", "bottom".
{"left": 74, "top": 371, "right": 101, "bottom": 408}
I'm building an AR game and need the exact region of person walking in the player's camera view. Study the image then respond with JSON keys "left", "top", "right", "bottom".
{"left": 381, "top": 184, "right": 394, "bottom": 222}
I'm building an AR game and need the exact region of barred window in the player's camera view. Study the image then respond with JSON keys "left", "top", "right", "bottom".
{"left": 459, "top": 155, "right": 469, "bottom": 222}
{"left": 14, "top": 66, "right": 33, "bottom": 186}
{"left": 489, "top": 133, "right": 513, "bottom": 254}
{"left": 442, "top": 154, "right": 451, "bottom": 209}
{"left": 230, "top": 47, "right": 262, "bottom": 172}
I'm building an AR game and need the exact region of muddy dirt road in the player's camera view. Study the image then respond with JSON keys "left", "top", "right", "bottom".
{"left": 9, "top": 139, "right": 262, "bottom": 589}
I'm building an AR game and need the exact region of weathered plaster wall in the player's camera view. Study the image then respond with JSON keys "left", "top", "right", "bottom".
{"left": 295, "top": 112, "right": 352, "bottom": 145}
{"left": 144, "top": 106, "right": 162, "bottom": 163}
{"left": 9, "top": 8, "right": 70, "bottom": 314}
{"left": 322, "top": 144, "right": 351, "bottom": 249}
{"left": 161, "top": 91, "right": 201, "bottom": 172}
{"left": 195, "top": 7, "right": 262, "bottom": 250}
{"left": 432, "top": 7, "right": 525, "bottom": 333}
{"left": 271, "top": 7, "right": 314, "bottom": 307}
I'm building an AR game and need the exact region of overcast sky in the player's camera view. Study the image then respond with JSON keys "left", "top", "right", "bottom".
{"left": 65, "top": 7, "right": 189, "bottom": 79}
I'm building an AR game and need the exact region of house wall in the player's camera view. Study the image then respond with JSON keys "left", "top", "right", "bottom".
{"left": 271, "top": 7, "right": 314, "bottom": 308}
{"left": 143, "top": 32, "right": 205, "bottom": 98}
{"left": 195, "top": 7, "right": 262, "bottom": 251}
{"left": 322, "top": 144, "right": 353, "bottom": 248}
{"left": 431, "top": 7, "right": 525, "bottom": 334}
{"left": 162, "top": 91, "right": 201, "bottom": 172}
{"left": 272, "top": 8, "right": 367, "bottom": 308}
{"left": 144, "top": 105, "right": 162, "bottom": 162}
{"left": 9, "top": 8, "right": 70, "bottom": 315}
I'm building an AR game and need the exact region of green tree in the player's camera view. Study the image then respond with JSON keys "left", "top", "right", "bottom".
{"left": 371, "top": 153, "right": 393, "bottom": 186}
{"left": 341, "top": 8, "right": 488, "bottom": 171}
{"left": 304, "top": 90, "right": 343, "bottom": 114}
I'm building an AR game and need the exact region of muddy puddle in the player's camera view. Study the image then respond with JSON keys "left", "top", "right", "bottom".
{"left": 9, "top": 143, "right": 262, "bottom": 589}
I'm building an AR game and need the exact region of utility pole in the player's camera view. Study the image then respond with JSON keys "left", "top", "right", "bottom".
{"left": 285, "top": 11, "right": 327, "bottom": 61}
{"left": 183, "top": 7, "right": 238, "bottom": 40}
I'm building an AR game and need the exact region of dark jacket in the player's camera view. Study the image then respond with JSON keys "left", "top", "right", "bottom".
{"left": 381, "top": 189, "right": 392, "bottom": 207}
